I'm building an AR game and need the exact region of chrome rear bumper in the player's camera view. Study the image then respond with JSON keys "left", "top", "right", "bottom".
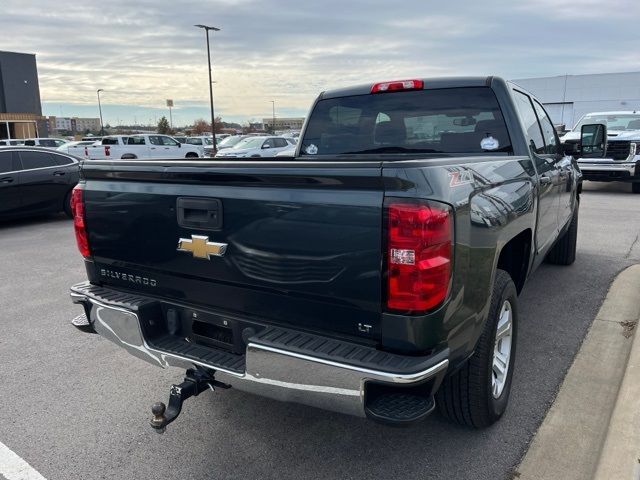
{"left": 70, "top": 284, "right": 449, "bottom": 418}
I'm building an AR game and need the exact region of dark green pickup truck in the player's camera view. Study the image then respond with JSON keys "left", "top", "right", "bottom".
{"left": 69, "top": 76, "right": 600, "bottom": 430}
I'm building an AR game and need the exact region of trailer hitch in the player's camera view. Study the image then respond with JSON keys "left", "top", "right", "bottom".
{"left": 150, "top": 368, "right": 230, "bottom": 433}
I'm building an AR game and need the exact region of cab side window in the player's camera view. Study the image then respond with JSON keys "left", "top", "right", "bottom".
{"left": 148, "top": 136, "right": 162, "bottom": 146}
{"left": 19, "top": 151, "right": 57, "bottom": 169}
{"left": 160, "top": 136, "right": 179, "bottom": 146}
{"left": 533, "top": 100, "right": 559, "bottom": 155}
{"left": 274, "top": 138, "right": 288, "bottom": 148}
{"left": 512, "top": 90, "right": 545, "bottom": 155}
{"left": 51, "top": 154, "right": 75, "bottom": 166}
{"left": 128, "top": 136, "right": 146, "bottom": 145}
{"left": 263, "top": 139, "right": 275, "bottom": 148}
{"left": 0, "top": 151, "right": 17, "bottom": 173}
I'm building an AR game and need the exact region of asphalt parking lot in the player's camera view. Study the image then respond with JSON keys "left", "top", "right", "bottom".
{"left": 1, "top": 181, "right": 639, "bottom": 480}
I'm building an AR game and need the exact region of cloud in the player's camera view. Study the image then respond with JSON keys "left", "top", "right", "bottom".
{"left": 2, "top": 0, "right": 639, "bottom": 125}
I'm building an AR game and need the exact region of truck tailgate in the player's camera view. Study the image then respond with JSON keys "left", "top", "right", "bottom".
{"left": 82, "top": 160, "right": 384, "bottom": 341}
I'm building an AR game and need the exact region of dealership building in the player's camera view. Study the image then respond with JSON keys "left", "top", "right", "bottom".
{"left": 0, "top": 50, "right": 48, "bottom": 139}
{"left": 512, "top": 71, "right": 640, "bottom": 129}
{"left": 262, "top": 117, "right": 305, "bottom": 131}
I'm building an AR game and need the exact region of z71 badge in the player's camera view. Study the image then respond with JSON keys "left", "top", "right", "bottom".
{"left": 449, "top": 169, "right": 475, "bottom": 187}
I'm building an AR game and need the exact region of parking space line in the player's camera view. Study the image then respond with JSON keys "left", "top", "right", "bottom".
{"left": 0, "top": 441, "right": 47, "bottom": 480}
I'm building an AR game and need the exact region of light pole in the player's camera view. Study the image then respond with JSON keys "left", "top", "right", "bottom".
{"left": 97, "top": 89, "right": 105, "bottom": 135}
{"left": 270, "top": 100, "right": 276, "bottom": 134}
{"left": 195, "top": 24, "right": 220, "bottom": 150}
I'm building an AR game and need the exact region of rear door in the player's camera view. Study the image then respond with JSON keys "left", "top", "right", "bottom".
{"left": 532, "top": 99, "right": 574, "bottom": 229}
{"left": 17, "top": 150, "right": 70, "bottom": 214}
{"left": 84, "top": 162, "right": 385, "bottom": 340}
{"left": 512, "top": 89, "right": 561, "bottom": 253}
{"left": 0, "top": 151, "right": 22, "bottom": 216}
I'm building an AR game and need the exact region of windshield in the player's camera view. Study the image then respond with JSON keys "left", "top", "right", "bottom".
{"left": 232, "top": 137, "right": 265, "bottom": 150}
{"left": 300, "top": 87, "right": 511, "bottom": 156}
{"left": 574, "top": 114, "right": 640, "bottom": 132}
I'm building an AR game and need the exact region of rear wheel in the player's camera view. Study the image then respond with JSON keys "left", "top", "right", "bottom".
{"left": 436, "top": 269, "right": 518, "bottom": 428}
{"left": 632, "top": 182, "right": 640, "bottom": 194}
{"left": 546, "top": 201, "right": 579, "bottom": 265}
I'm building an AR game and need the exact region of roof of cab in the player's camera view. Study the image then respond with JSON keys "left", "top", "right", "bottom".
{"left": 320, "top": 76, "right": 497, "bottom": 100}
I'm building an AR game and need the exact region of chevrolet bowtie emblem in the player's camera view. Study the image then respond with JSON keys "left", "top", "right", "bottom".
{"left": 177, "top": 235, "right": 227, "bottom": 259}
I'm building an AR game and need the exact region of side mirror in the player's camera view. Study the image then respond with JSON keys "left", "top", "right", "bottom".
{"left": 262, "top": 144, "right": 271, "bottom": 149}
{"left": 580, "top": 123, "right": 607, "bottom": 158}
{"left": 560, "top": 142, "right": 577, "bottom": 156}
{"left": 178, "top": 143, "right": 181, "bottom": 148}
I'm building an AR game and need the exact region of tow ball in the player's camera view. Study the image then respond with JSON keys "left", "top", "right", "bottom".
{"left": 150, "top": 368, "right": 230, "bottom": 433}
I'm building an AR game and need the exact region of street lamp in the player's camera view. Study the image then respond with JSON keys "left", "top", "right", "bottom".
{"left": 194, "top": 24, "right": 220, "bottom": 150}
{"left": 97, "top": 89, "right": 105, "bottom": 135}
{"left": 270, "top": 100, "right": 276, "bottom": 134}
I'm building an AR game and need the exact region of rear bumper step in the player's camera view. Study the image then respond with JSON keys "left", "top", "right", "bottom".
{"left": 70, "top": 281, "right": 449, "bottom": 421}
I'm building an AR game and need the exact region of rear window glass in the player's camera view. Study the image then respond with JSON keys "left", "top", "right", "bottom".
{"left": 300, "top": 87, "right": 511, "bottom": 157}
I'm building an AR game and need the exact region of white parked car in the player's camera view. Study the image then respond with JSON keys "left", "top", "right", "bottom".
{"left": 23, "top": 138, "right": 69, "bottom": 149}
{"left": 67, "top": 134, "right": 201, "bottom": 160}
{"left": 275, "top": 146, "right": 296, "bottom": 157}
{"left": 215, "top": 136, "right": 292, "bottom": 158}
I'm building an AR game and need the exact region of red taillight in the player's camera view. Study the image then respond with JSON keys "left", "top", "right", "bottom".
{"left": 386, "top": 201, "right": 452, "bottom": 312}
{"left": 371, "top": 79, "right": 424, "bottom": 94}
{"left": 70, "top": 186, "right": 90, "bottom": 257}
{"left": 105, "top": 145, "right": 111, "bottom": 156}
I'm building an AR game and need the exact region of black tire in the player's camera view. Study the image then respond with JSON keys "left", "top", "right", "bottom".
{"left": 632, "top": 182, "right": 640, "bottom": 194}
{"left": 436, "top": 269, "right": 518, "bottom": 428}
{"left": 546, "top": 202, "right": 579, "bottom": 265}
{"left": 63, "top": 190, "right": 73, "bottom": 218}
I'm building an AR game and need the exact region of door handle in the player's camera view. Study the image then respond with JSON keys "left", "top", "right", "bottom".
{"left": 53, "top": 171, "right": 66, "bottom": 176}
{"left": 0, "top": 176, "right": 13, "bottom": 184}
{"left": 539, "top": 175, "right": 552, "bottom": 186}
{"left": 177, "top": 197, "right": 223, "bottom": 229}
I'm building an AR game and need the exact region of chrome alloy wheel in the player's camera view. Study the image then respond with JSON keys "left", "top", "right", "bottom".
{"left": 492, "top": 300, "right": 513, "bottom": 399}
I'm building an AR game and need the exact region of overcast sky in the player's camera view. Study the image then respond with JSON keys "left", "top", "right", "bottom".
{"left": 3, "top": 0, "right": 640, "bottom": 126}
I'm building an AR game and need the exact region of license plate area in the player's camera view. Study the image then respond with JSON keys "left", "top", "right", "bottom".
{"left": 153, "top": 304, "right": 266, "bottom": 355}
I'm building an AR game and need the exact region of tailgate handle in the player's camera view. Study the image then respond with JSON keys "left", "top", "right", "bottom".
{"left": 177, "top": 197, "right": 223, "bottom": 230}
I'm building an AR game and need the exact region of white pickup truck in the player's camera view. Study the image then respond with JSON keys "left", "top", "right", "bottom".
{"left": 68, "top": 134, "right": 201, "bottom": 160}
{"left": 561, "top": 111, "right": 640, "bottom": 193}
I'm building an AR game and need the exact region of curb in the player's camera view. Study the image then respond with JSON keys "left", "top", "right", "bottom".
{"left": 516, "top": 264, "right": 640, "bottom": 480}
{"left": 594, "top": 291, "right": 640, "bottom": 479}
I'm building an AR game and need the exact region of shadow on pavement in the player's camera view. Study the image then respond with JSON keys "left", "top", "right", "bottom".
{"left": 0, "top": 213, "right": 70, "bottom": 231}
{"left": 582, "top": 181, "right": 633, "bottom": 195}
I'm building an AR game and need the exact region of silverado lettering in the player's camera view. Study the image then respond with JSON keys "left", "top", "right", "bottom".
{"left": 99, "top": 269, "right": 157, "bottom": 287}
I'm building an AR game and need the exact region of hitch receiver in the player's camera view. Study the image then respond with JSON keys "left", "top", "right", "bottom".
{"left": 150, "top": 368, "right": 230, "bottom": 433}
